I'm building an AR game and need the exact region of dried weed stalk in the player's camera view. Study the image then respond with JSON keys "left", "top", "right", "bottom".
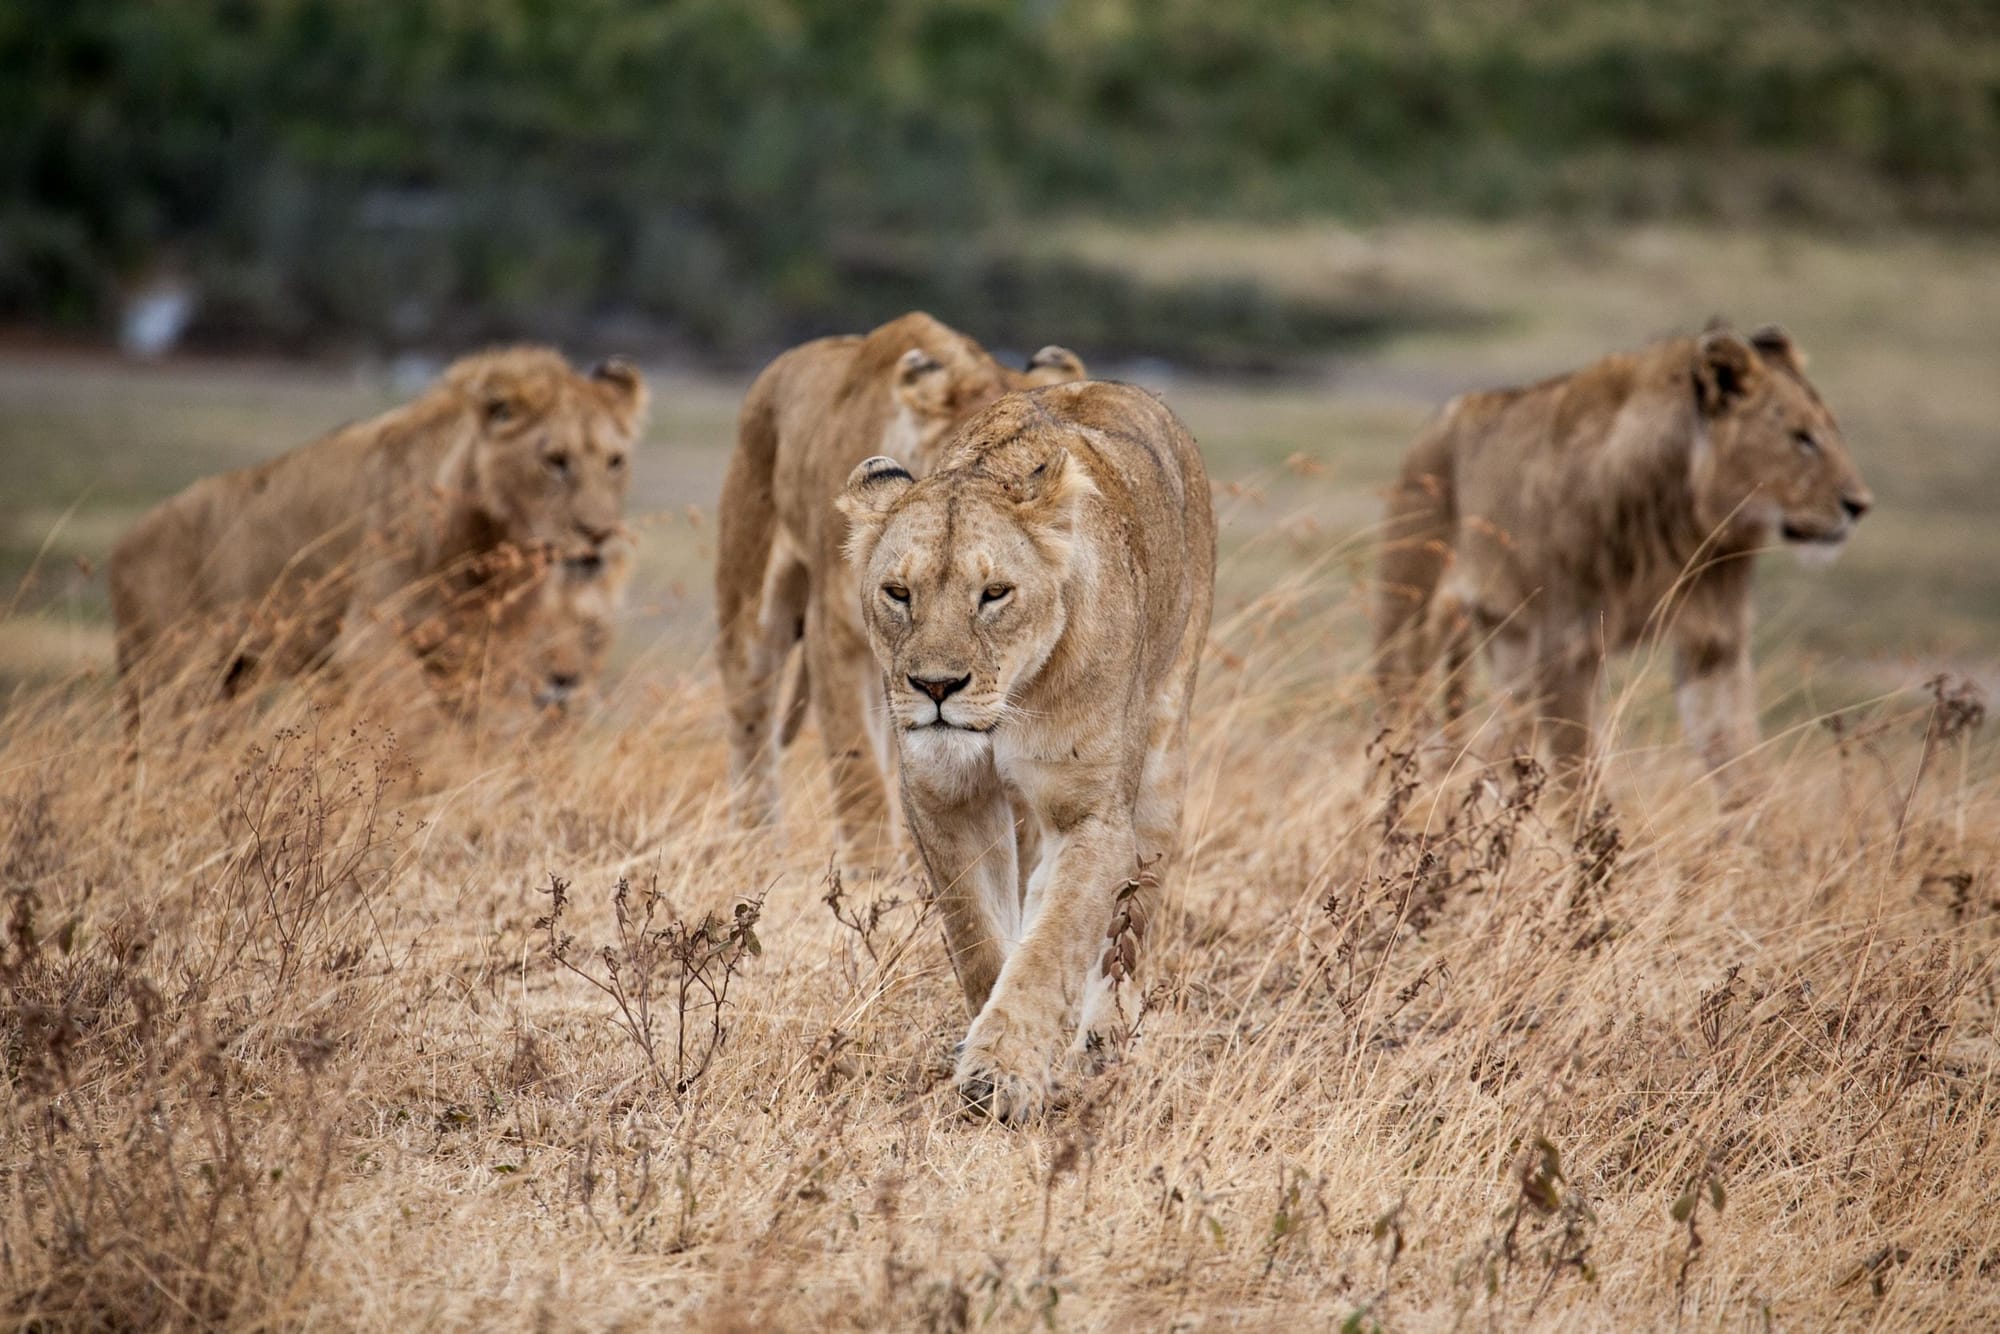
{"left": 539, "top": 871, "right": 766, "bottom": 1099}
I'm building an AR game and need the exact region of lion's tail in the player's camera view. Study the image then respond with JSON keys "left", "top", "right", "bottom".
{"left": 1374, "top": 408, "right": 1460, "bottom": 706}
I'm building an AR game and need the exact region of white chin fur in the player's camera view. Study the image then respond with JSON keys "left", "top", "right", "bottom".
{"left": 899, "top": 725, "right": 993, "bottom": 774}
{"left": 1789, "top": 537, "right": 1847, "bottom": 570}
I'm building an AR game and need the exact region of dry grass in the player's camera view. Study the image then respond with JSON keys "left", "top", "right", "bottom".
{"left": 2, "top": 505, "right": 1996, "bottom": 1328}
{"left": 3, "top": 221, "right": 1999, "bottom": 1328}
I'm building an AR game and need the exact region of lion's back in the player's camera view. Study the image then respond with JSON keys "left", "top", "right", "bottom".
{"left": 956, "top": 380, "right": 1216, "bottom": 679}
{"left": 105, "top": 374, "right": 478, "bottom": 683}
{"left": 1062, "top": 381, "right": 1210, "bottom": 573}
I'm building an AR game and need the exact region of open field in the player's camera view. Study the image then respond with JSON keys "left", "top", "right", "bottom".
{"left": 2, "top": 222, "right": 1998, "bottom": 1328}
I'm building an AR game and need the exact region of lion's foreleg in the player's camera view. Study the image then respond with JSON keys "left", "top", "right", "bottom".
{"left": 328, "top": 565, "right": 444, "bottom": 716}
{"left": 1475, "top": 620, "right": 1539, "bottom": 767}
{"left": 112, "top": 623, "right": 150, "bottom": 755}
{"left": 902, "top": 774, "right": 1017, "bottom": 1015}
{"left": 1432, "top": 589, "right": 1478, "bottom": 746}
{"left": 1535, "top": 651, "right": 1602, "bottom": 809}
{"left": 956, "top": 811, "right": 1136, "bottom": 1122}
{"left": 1674, "top": 633, "right": 1758, "bottom": 801}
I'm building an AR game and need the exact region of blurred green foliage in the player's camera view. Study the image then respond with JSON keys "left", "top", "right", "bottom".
{"left": 3, "top": 0, "right": 1998, "bottom": 359}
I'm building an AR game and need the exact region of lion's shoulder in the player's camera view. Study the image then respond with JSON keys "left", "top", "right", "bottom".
{"left": 951, "top": 381, "right": 1193, "bottom": 503}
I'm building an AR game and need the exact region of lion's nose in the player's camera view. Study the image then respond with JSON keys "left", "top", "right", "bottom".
{"left": 535, "top": 673, "right": 578, "bottom": 709}
{"left": 909, "top": 673, "right": 970, "bottom": 704}
{"left": 1842, "top": 492, "right": 1872, "bottom": 521}
{"left": 576, "top": 521, "right": 615, "bottom": 546}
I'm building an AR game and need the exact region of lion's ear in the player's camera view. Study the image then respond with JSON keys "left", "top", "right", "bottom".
{"left": 1024, "top": 345, "right": 1086, "bottom": 385}
{"left": 895, "top": 347, "right": 940, "bottom": 384}
{"left": 893, "top": 347, "right": 949, "bottom": 414}
{"left": 838, "top": 456, "right": 915, "bottom": 565}
{"left": 450, "top": 363, "right": 519, "bottom": 428}
{"left": 1006, "top": 447, "right": 1097, "bottom": 562}
{"left": 1694, "top": 329, "right": 1763, "bottom": 416}
{"left": 592, "top": 356, "right": 650, "bottom": 431}
{"left": 1748, "top": 324, "right": 1806, "bottom": 375}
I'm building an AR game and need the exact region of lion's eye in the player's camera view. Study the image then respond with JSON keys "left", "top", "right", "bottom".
{"left": 882, "top": 584, "right": 910, "bottom": 604}
{"left": 545, "top": 451, "right": 572, "bottom": 479}
{"left": 607, "top": 452, "right": 626, "bottom": 472}
{"left": 1794, "top": 430, "right": 1821, "bottom": 458}
{"left": 485, "top": 398, "right": 515, "bottom": 425}
{"left": 981, "top": 584, "right": 1014, "bottom": 605}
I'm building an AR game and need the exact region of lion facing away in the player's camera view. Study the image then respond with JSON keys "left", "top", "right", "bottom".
{"left": 839, "top": 381, "right": 1216, "bottom": 1122}
{"left": 109, "top": 346, "right": 646, "bottom": 734}
{"left": 1376, "top": 324, "right": 1871, "bottom": 792}
{"left": 715, "top": 312, "right": 1085, "bottom": 871}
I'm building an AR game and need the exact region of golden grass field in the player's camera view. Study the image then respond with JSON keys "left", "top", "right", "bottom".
{"left": 1, "top": 223, "right": 1997, "bottom": 1329}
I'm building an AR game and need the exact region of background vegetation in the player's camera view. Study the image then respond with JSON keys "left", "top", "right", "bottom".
{"left": 6, "top": 0, "right": 2000, "bottom": 361}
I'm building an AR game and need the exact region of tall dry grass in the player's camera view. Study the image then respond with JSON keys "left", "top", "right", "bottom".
{"left": 2, "top": 508, "right": 1995, "bottom": 1331}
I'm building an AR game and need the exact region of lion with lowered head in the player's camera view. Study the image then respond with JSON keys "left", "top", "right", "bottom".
{"left": 109, "top": 346, "right": 646, "bottom": 733}
{"left": 840, "top": 381, "right": 1216, "bottom": 1122}
{"left": 414, "top": 541, "right": 633, "bottom": 722}
{"left": 1376, "top": 324, "right": 1871, "bottom": 793}
{"left": 715, "top": 312, "right": 1085, "bottom": 871}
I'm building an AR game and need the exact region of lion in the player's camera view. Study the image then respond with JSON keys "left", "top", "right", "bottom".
{"left": 715, "top": 312, "right": 1085, "bottom": 871}
{"left": 109, "top": 346, "right": 646, "bottom": 734}
{"left": 1375, "top": 324, "right": 1872, "bottom": 793}
{"left": 513, "top": 545, "right": 629, "bottom": 713}
{"left": 414, "top": 541, "right": 632, "bottom": 721}
{"left": 838, "top": 381, "right": 1216, "bottom": 1122}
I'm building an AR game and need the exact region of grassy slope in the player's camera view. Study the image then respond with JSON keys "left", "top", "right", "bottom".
{"left": 1, "top": 222, "right": 1997, "bottom": 1328}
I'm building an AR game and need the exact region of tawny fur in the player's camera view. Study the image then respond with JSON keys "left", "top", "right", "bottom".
{"left": 714, "top": 313, "right": 1085, "bottom": 869}
{"left": 108, "top": 346, "right": 647, "bottom": 736}
{"left": 840, "top": 381, "right": 1217, "bottom": 1122}
{"left": 1376, "top": 325, "right": 1872, "bottom": 793}
{"left": 415, "top": 542, "right": 632, "bottom": 721}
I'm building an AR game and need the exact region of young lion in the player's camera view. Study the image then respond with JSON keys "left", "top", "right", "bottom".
{"left": 715, "top": 312, "right": 1085, "bottom": 871}
{"left": 414, "top": 542, "right": 632, "bottom": 722}
{"left": 109, "top": 347, "right": 646, "bottom": 733}
{"left": 1376, "top": 324, "right": 1872, "bottom": 791}
{"left": 840, "top": 382, "right": 1216, "bottom": 1122}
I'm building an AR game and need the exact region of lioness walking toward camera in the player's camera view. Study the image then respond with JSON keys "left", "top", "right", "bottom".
{"left": 840, "top": 382, "right": 1216, "bottom": 1121}
{"left": 110, "top": 346, "right": 645, "bottom": 732}
{"left": 1376, "top": 325, "right": 1871, "bottom": 791}
{"left": 715, "top": 312, "right": 1084, "bottom": 871}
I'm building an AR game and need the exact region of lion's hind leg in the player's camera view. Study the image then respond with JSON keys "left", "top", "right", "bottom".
{"left": 803, "top": 598, "right": 900, "bottom": 877}
{"left": 1075, "top": 714, "right": 1179, "bottom": 1059}
{"left": 1068, "top": 630, "right": 1202, "bottom": 1075}
{"left": 721, "top": 538, "right": 808, "bottom": 830}
{"left": 1426, "top": 583, "right": 1480, "bottom": 752}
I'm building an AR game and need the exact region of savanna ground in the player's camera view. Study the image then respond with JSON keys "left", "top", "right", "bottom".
{"left": 1, "top": 223, "right": 1997, "bottom": 1329}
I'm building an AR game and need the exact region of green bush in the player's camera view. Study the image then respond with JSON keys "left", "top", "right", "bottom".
{"left": 2, "top": 0, "right": 1996, "bottom": 358}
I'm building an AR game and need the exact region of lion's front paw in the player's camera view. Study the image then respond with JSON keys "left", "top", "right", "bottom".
{"left": 955, "top": 1013, "right": 1058, "bottom": 1125}
{"left": 956, "top": 1059, "right": 1049, "bottom": 1124}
